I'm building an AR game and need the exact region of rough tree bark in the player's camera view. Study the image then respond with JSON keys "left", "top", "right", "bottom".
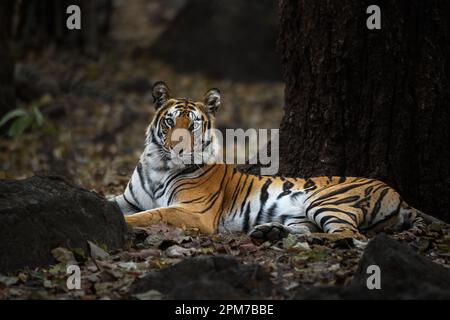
{"left": 278, "top": 0, "right": 450, "bottom": 222}
{"left": 15, "top": 0, "right": 112, "bottom": 55}
{"left": 0, "top": 0, "right": 15, "bottom": 117}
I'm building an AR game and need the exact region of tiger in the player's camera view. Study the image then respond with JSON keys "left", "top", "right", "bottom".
{"left": 112, "top": 81, "right": 426, "bottom": 244}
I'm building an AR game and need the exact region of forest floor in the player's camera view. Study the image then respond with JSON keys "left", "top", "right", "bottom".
{"left": 1, "top": 221, "right": 449, "bottom": 299}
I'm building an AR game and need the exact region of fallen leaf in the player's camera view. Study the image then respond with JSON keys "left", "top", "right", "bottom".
{"left": 328, "top": 263, "right": 340, "bottom": 272}
{"left": 17, "top": 273, "right": 28, "bottom": 283}
{"left": 239, "top": 243, "right": 259, "bottom": 253}
{"left": 99, "top": 269, "right": 123, "bottom": 281}
{"left": 166, "top": 245, "right": 196, "bottom": 258}
{"left": 291, "top": 241, "right": 311, "bottom": 251}
{"left": 0, "top": 275, "right": 18, "bottom": 286}
{"left": 199, "top": 247, "right": 215, "bottom": 255}
{"left": 352, "top": 238, "right": 368, "bottom": 250}
{"left": 87, "top": 240, "right": 110, "bottom": 260}
{"left": 85, "top": 274, "right": 100, "bottom": 283}
{"left": 94, "top": 282, "right": 114, "bottom": 296}
{"left": 429, "top": 222, "right": 443, "bottom": 233}
{"left": 120, "top": 249, "right": 161, "bottom": 260}
{"left": 43, "top": 279, "right": 54, "bottom": 289}
{"left": 72, "top": 247, "right": 88, "bottom": 262}
{"left": 118, "top": 261, "right": 137, "bottom": 271}
{"left": 282, "top": 234, "right": 298, "bottom": 249}
{"left": 144, "top": 233, "right": 166, "bottom": 247}
{"left": 96, "top": 260, "right": 118, "bottom": 270}
{"left": 86, "top": 262, "right": 99, "bottom": 272}
{"left": 51, "top": 247, "right": 77, "bottom": 265}
{"left": 48, "top": 263, "right": 66, "bottom": 275}
{"left": 133, "top": 290, "right": 163, "bottom": 300}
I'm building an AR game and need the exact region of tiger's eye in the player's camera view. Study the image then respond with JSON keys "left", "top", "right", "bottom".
{"left": 165, "top": 118, "right": 174, "bottom": 127}
{"left": 189, "top": 121, "right": 201, "bottom": 131}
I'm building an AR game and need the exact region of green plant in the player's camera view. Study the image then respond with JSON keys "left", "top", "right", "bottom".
{"left": 0, "top": 105, "right": 45, "bottom": 138}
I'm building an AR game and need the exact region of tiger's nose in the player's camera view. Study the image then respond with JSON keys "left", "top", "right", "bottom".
{"left": 169, "top": 116, "right": 194, "bottom": 151}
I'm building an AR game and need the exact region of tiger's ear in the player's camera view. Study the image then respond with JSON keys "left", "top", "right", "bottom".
{"left": 152, "top": 81, "right": 170, "bottom": 110}
{"left": 203, "top": 88, "right": 221, "bottom": 115}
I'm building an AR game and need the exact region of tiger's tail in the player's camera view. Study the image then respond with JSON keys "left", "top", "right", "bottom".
{"left": 399, "top": 202, "right": 427, "bottom": 233}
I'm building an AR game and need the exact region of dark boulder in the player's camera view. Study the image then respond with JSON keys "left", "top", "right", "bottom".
{"left": 295, "top": 234, "right": 450, "bottom": 299}
{"left": 131, "top": 255, "right": 274, "bottom": 299}
{"left": 0, "top": 174, "right": 128, "bottom": 273}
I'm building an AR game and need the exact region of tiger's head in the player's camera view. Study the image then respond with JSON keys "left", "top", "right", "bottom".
{"left": 143, "top": 81, "right": 221, "bottom": 169}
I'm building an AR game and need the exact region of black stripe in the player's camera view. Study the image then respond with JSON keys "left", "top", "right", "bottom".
{"left": 369, "top": 188, "right": 390, "bottom": 224}
{"left": 136, "top": 163, "right": 153, "bottom": 198}
{"left": 229, "top": 173, "right": 245, "bottom": 215}
{"left": 362, "top": 201, "right": 402, "bottom": 232}
{"left": 319, "top": 195, "right": 360, "bottom": 206}
{"left": 180, "top": 196, "right": 205, "bottom": 204}
{"left": 338, "top": 176, "right": 346, "bottom": 183}
{"left": 290, "top": 191, "right": 304, "bottom": 200}
{"left": 277, "top": 180, "right": 294, "bottom": 199}
{"left": 287, "top": 218, "right": 310, "bottom": 226}
{"left": 319, "top": 215, "right": 333, "bottom": 229}
{"left": 312, "top": 207, "right": 358, "bottom": 225}
{"left": 128, "top": 181, "right": 141, "bottom": 207}
{"left": 306, "top": 180, "right": 375, "bottom": 213}
{"left": 242, "top": 203, "right": 251, "bottom": 232}
{"left": 303, "top": 178, "right": 316, "bottom": 192}
{"left": 278, "top": 213, "right": 293, "bottom": 225}
{"left": 230, "top": 174, "right": 250, "bottom": 220}
{"left": 371, "top": 183, "right": 387, "bottom": 195}
{"left": 199, "top": 166, "right": 229, "bottom": 213}
{"left": 123, "top": 194, "right": 142, "bottom": 212}
{"left": 364, "top": 186, "right": 374, "bottom": 197}
{"left": 264, "top": 203, "right": 278, "bottom": 223}
{"left": 165, "top": 165, "right": 212, "bottom": 202}
{"left": 352, "top": 197, "right": 369, "bottom": 226}
{"left": 255, "top": 179, "right": 272, "bottom": 225}
{"left": 239, "top": 179, "right": 254, "bottom": 217}
{"left": 217, "top": 169, "right": 234, "bottom": 228}
{"left": 322, "top": 217, "right": 357, "bottom": 229}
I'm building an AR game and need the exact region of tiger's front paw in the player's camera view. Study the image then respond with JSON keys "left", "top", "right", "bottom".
{"left": 248, "top": 222, "right": 290, "bottom": 245}
{"left": 124, "top": 211, "right": 162, "bottom": 228}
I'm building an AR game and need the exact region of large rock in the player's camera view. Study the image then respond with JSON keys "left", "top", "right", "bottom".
{"left": 296, "top": 234, "right": 450, "bottom": 299}
{"left": 131, "top": 255, "right": 274, "bottom": 299}
{"left": 0, "top": 174, "right": 128, "bottom": 273}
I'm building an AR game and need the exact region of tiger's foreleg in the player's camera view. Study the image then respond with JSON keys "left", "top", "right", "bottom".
{"left": 248, "top": 220, "right": 366, "bottom": 245}
{"left": 124, "top": 206, "right": 216, "bottom": 234}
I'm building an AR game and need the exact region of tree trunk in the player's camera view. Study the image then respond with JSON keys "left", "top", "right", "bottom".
{"left": 0, "top": 0, "right": 15, "bottom": 117}
{"left": 278, "top": 0, "right": 450, "bottom": 222}
{"left": 15, "top": 0, "right": 112, "bottom": 55}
